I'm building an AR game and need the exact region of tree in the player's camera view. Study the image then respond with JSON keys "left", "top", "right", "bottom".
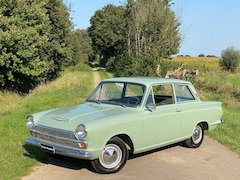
{"left": 88, "top": 5, "right": 126, "bottom": 60}
{"left": 126, "top": 0, "right": 181, "bottom": 59}
{"left": 0, "top": 0, "right": 73, "bottom": 92}
{"left": 45, "top": 0, "right": 73, "bottom": 77}
{"left": 70, "top": 29, "right": 93, "bottom": 63}
{"left": 198, "top": 54, "right": 205, "bottom": 57}
{"left": 0, "top": 0, "right": 51, "bottom": 92}
{"left": 220, "top": 46, "right": 240, "bottom": 72}
{"left": 89, "top": 0, "right": 181, "bottom": 76}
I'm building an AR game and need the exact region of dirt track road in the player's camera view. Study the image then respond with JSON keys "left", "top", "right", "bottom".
{"left": 22, "top": 137, "right": 240, "bottom": 180}
{"left": 22, "top": 70, "right": 240, "bottom": 180}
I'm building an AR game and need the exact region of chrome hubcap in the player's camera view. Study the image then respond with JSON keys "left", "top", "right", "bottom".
{"left": 99, "top": 144, "right": 122, "bottom": 169}
{"left": 192, "top": 125, "right": 202, "bottom": 144}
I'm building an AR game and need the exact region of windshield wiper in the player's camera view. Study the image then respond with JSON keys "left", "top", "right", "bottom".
{"left": 112, "top": 101, "right": 126, "bottom": 108}
{"left": 96, "top": 100, "right": 101, "bottom": 104}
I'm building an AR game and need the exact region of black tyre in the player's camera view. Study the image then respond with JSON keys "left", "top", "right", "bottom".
{"left": 91, "top": 137, "right": 129, "bottom": 174}
{"left": 184, "top": 124, "right": 204, "bottom": 148}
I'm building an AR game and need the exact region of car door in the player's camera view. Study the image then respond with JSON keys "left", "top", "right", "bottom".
{"left": 143, "top": 83, "right": 182, "bottom": 148}
{"left": 174, "top": 84, "right": 199, "bottom": 136}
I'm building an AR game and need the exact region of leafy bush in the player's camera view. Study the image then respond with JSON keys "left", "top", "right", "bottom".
{"left": 220, "top": 46, "right": 240, "bottom": 72}
{"left": 106, "top": 55, "right": 157, "bottom": 77}
{"left": 0, "top": 0, "right": 73, "bottom": 93}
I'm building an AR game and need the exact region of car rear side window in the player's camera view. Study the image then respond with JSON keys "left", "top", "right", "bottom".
{"left": 152, "top": 84, "right": 174, "bottom": 106}
{"left": 174, "top": 85, "right": 195, "bottom": 102}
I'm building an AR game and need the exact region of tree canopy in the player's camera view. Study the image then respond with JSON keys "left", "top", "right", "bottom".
{"left": 88, "top": 4, "right": 126, "bottom": 59}
{"left": 0, "top": 0, "right": 182, "bottom": 92}
{"left": 88, "top": 0, "right": 181, "bottom": 76}
{"left": 0, "top": 0, "right": 73, "bottom": 93}
{"left": 220, "top": 46, "right": 240, "bottom": 72}
{"left": 70, "top": 29, "right": 93, "bottom": 63}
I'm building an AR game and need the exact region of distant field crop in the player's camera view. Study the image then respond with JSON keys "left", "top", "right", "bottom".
{"left": 172, "top": 57, "right": 220, "bottom": 71}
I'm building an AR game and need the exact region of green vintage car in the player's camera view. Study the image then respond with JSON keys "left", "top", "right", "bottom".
{"left": 26, "top": 77, "right": 223, "bottom": 173}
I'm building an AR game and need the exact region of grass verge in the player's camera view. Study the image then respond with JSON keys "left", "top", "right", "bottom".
{"left": 0, "top": 65, "right": 93, "bottom": 179}
{"left": 98, "top": 69, "right": 112, "bottom": 79}
{"left": 207, "top": 108, "right": 240, "bottom": 154}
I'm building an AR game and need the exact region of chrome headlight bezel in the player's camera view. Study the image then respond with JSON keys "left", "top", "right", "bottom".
{"left": 75, "top": 124, "right": 87, "bottom": 139}
{"left": 26, "top": 115, "right": 35, "bottom": 129}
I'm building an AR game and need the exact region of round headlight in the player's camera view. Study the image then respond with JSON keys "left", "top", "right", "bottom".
{"left": 75, "top": 124, "right": 87, "bottom": 139}
{"left": 26, "top": 115, "right": 34, "bottom": 129}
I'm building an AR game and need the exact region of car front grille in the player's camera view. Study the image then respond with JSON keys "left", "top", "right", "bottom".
{"left": 30, "top": 125, "right": 81, "bottom": 149}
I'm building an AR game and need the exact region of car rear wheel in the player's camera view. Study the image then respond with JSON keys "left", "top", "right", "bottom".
{"left": 91, "top": 137, "right": 129, "bottom": 174}
{"left": 184, "top": 124, "right": 204, "bottom": 148}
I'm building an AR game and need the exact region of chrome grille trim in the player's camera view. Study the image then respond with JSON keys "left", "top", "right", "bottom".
{"left": 33, "top": 125, "right": 77, "bottom": 140}
{"left": 30, "top": 125, "right": 85, "bottom": 149}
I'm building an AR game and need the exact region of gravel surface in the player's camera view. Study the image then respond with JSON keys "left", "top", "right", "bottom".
{"left": 22, "top": 136, "right": 240, "bottom": 180}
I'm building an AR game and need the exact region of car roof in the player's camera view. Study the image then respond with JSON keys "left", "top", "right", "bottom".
{"left": 101, "top": 77, "right": 192, "bottom": 86}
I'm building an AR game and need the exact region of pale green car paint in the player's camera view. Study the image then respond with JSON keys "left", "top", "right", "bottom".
{"left": 26, "top": 77, "right": 223, "bottom": 162}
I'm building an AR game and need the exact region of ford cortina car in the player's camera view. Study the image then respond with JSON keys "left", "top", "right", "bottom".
{"left": 26, "top": 77, "right": 223, "bottom": 173}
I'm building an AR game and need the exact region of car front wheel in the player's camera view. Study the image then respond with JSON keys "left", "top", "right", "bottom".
{"left": 184, "top": 124, "right": 204, "bottom": 148}
{"left": 91, "top": 137, "right": 129, "bottom": 174}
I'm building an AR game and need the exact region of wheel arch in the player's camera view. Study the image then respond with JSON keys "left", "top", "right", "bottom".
{"left": 199, "top": 121, "right": 209, "bottom": 131}
{"left": 111, "top": 134, "right": 134, "bottom": 155}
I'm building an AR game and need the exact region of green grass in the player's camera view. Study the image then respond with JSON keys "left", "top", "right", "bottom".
{"left": 0, "top": 65, "right": 93, "bottom": 179}
{"left": 197, "top": 74, "right": 240, "bottom": 154}
{"left": 98, "top": 69, "right": 112, "bottom": 79}
{"left": 0, "top": 91, "right": 22, "bottom": 115}
{"left": 207, "top": 108, "right": 240, "bottom": 154}
{"left": 1, "top": 61, "right": 240, "bottom": 179}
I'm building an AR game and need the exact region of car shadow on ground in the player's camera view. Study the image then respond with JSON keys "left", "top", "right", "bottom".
{"left": 129, "top": 142, "right": 183, "bottom": 160}
{"left": 24, "top": 142, "right": 184, "bottom": 174}
{"left": 23, "top": 144, "right": 95, "bottom": 172}
{"left": 47, "top": 155, "right": 95, "bottom": 172}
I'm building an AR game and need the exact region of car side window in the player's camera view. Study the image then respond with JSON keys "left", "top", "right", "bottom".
{"left": 174, "top": 85, "right": 195, "bottom": 102}
{"left": 152, "top": 84, "right": 174, "bottom": 106}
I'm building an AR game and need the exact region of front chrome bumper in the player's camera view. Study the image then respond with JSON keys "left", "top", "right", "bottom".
{"left": 26, "top": 138, "right": 92, "bottom": 159}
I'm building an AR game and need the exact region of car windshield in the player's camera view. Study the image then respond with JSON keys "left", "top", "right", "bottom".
{"left": 86, "top": 82, "right": 146, "bottom": 107}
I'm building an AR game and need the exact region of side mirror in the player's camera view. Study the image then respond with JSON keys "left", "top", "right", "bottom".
{"left": 146, "top": 103, "right": 156, "bottom": 112}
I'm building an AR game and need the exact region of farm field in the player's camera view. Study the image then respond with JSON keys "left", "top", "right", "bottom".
{"left": 172, "top": 56, "right": 220, "bottom": 71}
{"left": 173, "top": 57, "right": 240, "bottom": 154}
{"left": 0, "top": 58, "right": 239, "bottom": 179}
